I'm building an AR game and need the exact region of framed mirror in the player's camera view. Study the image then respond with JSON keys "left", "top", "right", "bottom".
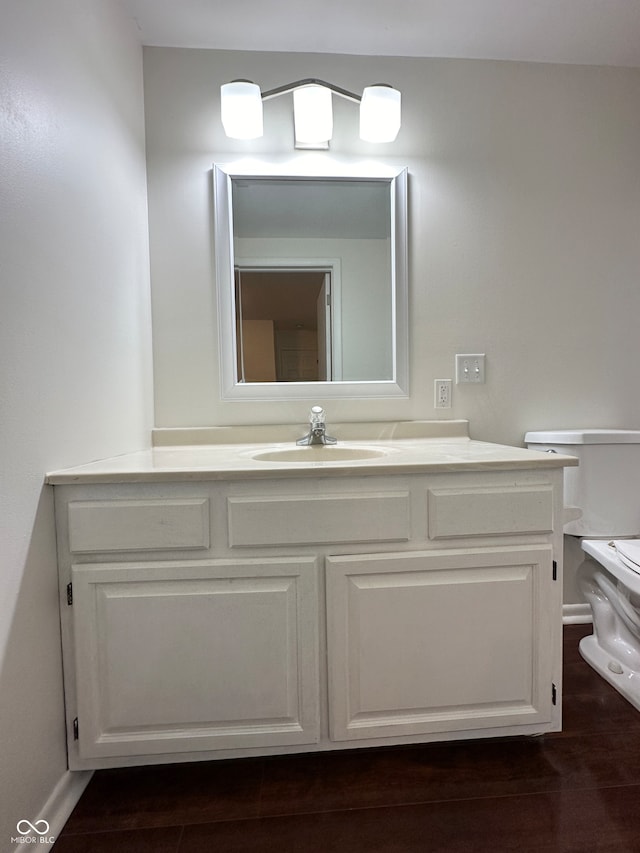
{"left": 213, "top": 162, "right": 408, "bottom": 400}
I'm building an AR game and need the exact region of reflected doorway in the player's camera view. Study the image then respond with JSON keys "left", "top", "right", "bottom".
{"left": 235, "top": 265, "right": 338, "bottom": 382}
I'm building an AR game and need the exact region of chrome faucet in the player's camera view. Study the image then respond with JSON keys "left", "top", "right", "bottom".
{"left": 296, "top": 406, "right": 337, "bottom": 446}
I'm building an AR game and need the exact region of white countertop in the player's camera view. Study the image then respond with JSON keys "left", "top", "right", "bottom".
{"left": 46, "top": 422, "right": 578, "bottom": 484}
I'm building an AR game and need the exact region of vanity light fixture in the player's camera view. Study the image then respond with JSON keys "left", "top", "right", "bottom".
{"left": 293, "top": 85, "right": 333, "bottom": 148}
{"left": 220, "top": 78, "right": 401, "bottom": 149}
{"left": 220, "top": 80, "right": 263, "bottom": 140}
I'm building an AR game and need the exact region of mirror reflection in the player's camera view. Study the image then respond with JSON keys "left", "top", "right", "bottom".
{"left": 232, "top": 177, "right": 393, "bottom": 383}
{"left": 235, "top": 267, "right": 330, "bottom": 382}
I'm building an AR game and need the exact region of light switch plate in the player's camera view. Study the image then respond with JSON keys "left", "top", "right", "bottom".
{"left": 455, "top": 354, "right": 486, "bottom": 384}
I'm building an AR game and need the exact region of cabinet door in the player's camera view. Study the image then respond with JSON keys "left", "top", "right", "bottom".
{"left": 326, "top": 546, "right": 555, "bottom": 741}
{"left": 71, "top": 557, "right": 319, "bottom": 759}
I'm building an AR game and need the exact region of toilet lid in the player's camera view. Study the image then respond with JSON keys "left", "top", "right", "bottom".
{"left": 613, "top": 540, "right": 640, "bottom": 574}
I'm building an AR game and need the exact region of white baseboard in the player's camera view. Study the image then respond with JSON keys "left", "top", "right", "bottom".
{"left": 11, "top": 769, "right": 93, "bottom": 853}
{"left": 563, "top": 603, "right": 592, "bottom": 624}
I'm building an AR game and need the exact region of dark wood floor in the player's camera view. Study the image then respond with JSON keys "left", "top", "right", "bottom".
{"left": 52, "top": 624, "right": 640, "bottom": 852}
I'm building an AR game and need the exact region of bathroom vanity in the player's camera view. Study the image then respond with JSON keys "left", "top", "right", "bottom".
{"left": 47, "top": 421, "right": 577, "bottom": 770}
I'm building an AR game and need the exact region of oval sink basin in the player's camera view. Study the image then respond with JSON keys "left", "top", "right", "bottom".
{"left": 252, "top": 446, "right": 389, "bottom": 463}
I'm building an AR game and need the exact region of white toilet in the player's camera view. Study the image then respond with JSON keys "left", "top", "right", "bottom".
{"left": 526, "top": 429, "right": 640, "bottom": 710}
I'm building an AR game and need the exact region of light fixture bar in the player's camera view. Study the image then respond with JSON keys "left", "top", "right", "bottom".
{"left": 261, "top": 78, "right": 361, "bottom": 104}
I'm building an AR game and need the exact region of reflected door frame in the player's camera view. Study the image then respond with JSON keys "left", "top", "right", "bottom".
{"left": 235, "top": 258, "right": 343, "bottom": 383}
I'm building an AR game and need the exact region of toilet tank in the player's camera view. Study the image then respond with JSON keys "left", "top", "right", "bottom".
{"left": 525, "top": 429, "right": 640, "bottom": 537}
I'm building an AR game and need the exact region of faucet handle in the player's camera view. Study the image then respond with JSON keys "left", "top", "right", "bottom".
{"left": 310, "top": 405, "right": 325, "bottom": 425}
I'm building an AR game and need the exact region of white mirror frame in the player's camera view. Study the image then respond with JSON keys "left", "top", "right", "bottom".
{"left": 212, "top": 162, "right": 408, "bottom": 401}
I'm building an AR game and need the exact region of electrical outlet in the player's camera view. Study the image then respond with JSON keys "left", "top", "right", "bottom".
{"left": 455, "top": 353, "right": 486, "bottom": 384}
{"left": 434, "top": 379, "right": 452, "bottom": 409}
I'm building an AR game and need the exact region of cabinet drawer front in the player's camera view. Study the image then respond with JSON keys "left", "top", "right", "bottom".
{"left": 68, "top": 499, "right": 210, "bottom": 553}
{"left": 428, "top": 485, "right": 553, "bottom": 539}
{"left": 228, "top": 492, "right": 410, "bottom": 547}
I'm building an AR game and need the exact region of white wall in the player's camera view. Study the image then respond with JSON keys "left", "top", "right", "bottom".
{"left": 0, "top": 0, "right": 152, "bottom": 845}
{"left": 145, "top": 48, "right": 640, "bottom": 440}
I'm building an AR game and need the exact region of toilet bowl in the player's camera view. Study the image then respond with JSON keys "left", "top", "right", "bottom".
{"left": 526, "top": 429, "right": 640, "bottom": 710}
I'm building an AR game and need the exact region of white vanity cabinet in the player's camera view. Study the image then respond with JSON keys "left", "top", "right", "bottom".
{"left": 51, "top": 463, "right": 566, "bottom": 770}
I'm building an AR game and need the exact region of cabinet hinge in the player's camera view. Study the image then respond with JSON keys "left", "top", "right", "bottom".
{"left": 552, "top": 560, "right": 557, "bottom": 581}
{"left": 552, "top": 683, "right": 557, "bottom": 706}
{"left": 73, "top": 718, "right": 79, "bottom": 740}
{"left": 66, "top": 582, "right": 73, "bottom": 605}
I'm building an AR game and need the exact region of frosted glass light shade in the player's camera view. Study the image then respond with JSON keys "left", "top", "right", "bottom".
{"left": 359, "top": 85, "right": 401, "bottom": 143}
{"left": 293, "top": 85, "right": 333, "bottom": 146}
{"left": 220, "top": 81, "right": 263, "bottom": 139}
